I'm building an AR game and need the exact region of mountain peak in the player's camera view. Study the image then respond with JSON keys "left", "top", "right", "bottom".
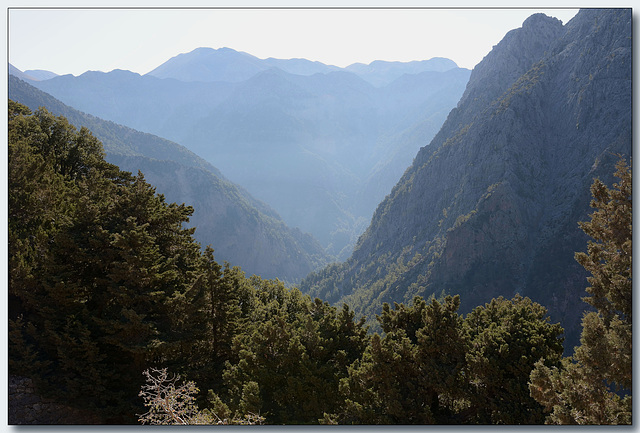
{"left": 522, "top": 12, "right": 562, "bottom": 29}
{"left": 146, "top": 47, "right": 263, "bottom": 82}
{"left": 190, "top": 46, "right": 245, "bottom": 56}
{"left": 455, "top": 12, "right": 563, "bottom": 114}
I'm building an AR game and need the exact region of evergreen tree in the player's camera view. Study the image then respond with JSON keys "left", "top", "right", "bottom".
{"left": 221, "top": 277, "right": 368, "bottom": 424}
{"left": 173, "top": 249, "right": 246, "bottom": 395}
{"left": 465, "top": 295, "right": 564, "bottom": 424}
{"left": 530, "top": 158, "right": 632, "bottom": 424}
{"left": 337, "top": 296, "right": 469, "bottom": 424}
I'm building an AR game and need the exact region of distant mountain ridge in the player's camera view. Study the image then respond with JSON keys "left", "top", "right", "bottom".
{"left": 9, "top": 64, "right": 59, "bottom": 81}
{"left": 345, "top": 57, "right": 458, "bottom": 87}
{"left": 300, "top": 9, "right": 632, "bottom": 349}
{"left": 16, "top": 48, "right": 470, "bottom": 258}
{"left": 9, "top": 64, "right": 35, "bottom": 81}
{"left": 147, "top": 47, "right": 342, "bottom": 83}
{"left": 24, "top": 69, "right": 59, "bottom": 80}
{"left": 14, "top": 46, "right": 459, "bottom": 88}
{"left": 9, "top": 75, "right": 329, "bottom": 283}
{"left": 145, "top": 46, "right": 457, "bottom": 86}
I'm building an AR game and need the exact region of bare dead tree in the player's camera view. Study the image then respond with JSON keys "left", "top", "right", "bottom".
{"left": 138, "top": 368, "right": 264, "bottom": 425}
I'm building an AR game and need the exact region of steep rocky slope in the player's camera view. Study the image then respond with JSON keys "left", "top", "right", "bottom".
{"left": 301, "top": 9, "right": 632, "bottom": 347}
{"left": 9, "top": 75, "right": 329, "bottom": 283}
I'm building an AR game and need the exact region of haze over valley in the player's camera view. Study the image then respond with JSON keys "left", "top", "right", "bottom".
{"left": 17, "top": 49, "right": 471, "bottom": 259}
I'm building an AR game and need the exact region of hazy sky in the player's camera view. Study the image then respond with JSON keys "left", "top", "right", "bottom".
{"left": 8, "top": 6, "right": 581, "bottom": 76}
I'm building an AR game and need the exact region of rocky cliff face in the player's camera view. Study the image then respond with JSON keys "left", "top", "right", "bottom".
{"left": 301, "top": 9, "right": 632, "bottom": 347}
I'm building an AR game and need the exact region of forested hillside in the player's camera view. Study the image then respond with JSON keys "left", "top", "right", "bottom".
{"left": 8, "top": 75, "right": 328, "bottom": 283}
{"left": 300, "top": 9, "right": 632, "bottom": 348}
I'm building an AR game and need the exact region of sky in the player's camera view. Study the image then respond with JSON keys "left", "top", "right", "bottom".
{"left": 7, "top": 5, "right": 583, "bottom": 77}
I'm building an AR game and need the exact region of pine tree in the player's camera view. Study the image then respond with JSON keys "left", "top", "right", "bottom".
{"left": 172, "top": 248, "right": 244, "bottom": 394}
{"left": 221, "top": 278, "right": 368, "bottom": 424}
{"left": 529, "top": 158, "right": 632, "bottom": 425}
{"left": 337, "top": 296, "right": 469, "bottom": 424}
{"left": 465, "top": 295, "right": 564, "bottom": 424}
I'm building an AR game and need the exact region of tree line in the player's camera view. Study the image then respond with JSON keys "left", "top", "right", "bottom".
{"left": 8, "top": 101, "right": 631, "bottom": 424}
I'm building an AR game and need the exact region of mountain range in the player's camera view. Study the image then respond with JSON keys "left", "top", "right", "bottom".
{"left": 300, "top": 9, "right": 632, "bottom": 348}
{"left": 146, "top": 46, "right": 458, "bottom": 87}
{"left": 20, "top": 48, "right": 470, "bottom": 258}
